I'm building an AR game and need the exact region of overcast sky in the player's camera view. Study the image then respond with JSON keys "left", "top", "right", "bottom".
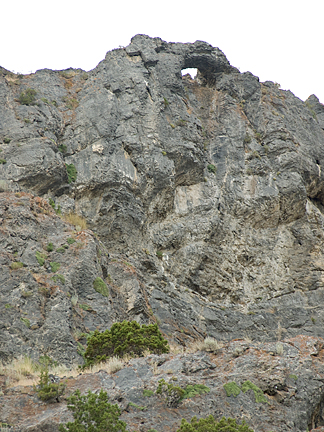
{"left": 2, "top": 0, "right": 323, "bottom": 103}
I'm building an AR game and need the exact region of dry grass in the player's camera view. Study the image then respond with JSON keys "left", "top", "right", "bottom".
{"left": 200, "top": 337, "right": 223, "bottom": 353}
{"left": 0, "top": 356, "right": 79, "bottom": 388}
{"left": 62, "top": 212, "right": 87, "bottom": 230}
{"left": 85, "top": 356, "right": 125, "bottom": 374}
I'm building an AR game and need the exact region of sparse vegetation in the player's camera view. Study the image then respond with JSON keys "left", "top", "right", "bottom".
{"left": 4, "top": 138, "right": 11, "bottom": 144}
{"left": 50, "top": 262, "right": 61, "bottom": 273}
{"left": 64, "top": 97, "right": 79, "bottom": 110}
{"left": 223, "top": 381, "right": 241, "bottom": 397}
{"left": 93, "top": 277, "right": 109, "bottom": 297}
{"left": 10, "top": 261, "right": 24, "bottom": 270}
{"left": 52, "top": 274, "right": 65, "bottom": 285}
{"left": 163, "top": 97, "right": 169, "bottom": 107}
{"left": 207, "top": 164, "right": 216, "bottom": 174}
{"left": 19, "top": 88, "right": 37, "bottom": 105}
{"left": 0, "top": 159, "right": 7, "bottom": 164}
{"left": 82, "top": 321, "right": 169, "bottom": 369}
{"left": 63, "top": 212, "right": 87, "bottom": 230}
{"left": 20, "top": 317, "right": 30, "bottom": 328}
{"left": 66, "top": 163, "right": 77, "bottom": 183}
{"left": 156, "top": 250, "right": 163, "bottom": 259}
{"left": 58, "top": 389, "right": 127, "bottom": 432}
{"left": 58, "top": 144, "right": 67, "bottom": 153}
{"left": 41, "top": 98, "right": 49, "bottom": 104}
{"left": 67, "top": 237, "right": 76, "bottom": 244}
{"left": 35, "top": 251, "right": 46, "bottom": 266}
{"left": 34, "top": 360, "right": 66, "bottom": 402}
{"left": 177, "top": 415, "right": 254, "bottom": 432}
{"left": 47, "top": 242, "right": 54, "bottom": 252}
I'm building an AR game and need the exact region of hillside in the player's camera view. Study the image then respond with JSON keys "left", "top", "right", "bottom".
{"left": 1, "top": 34, "right": 324, "bottom": 431}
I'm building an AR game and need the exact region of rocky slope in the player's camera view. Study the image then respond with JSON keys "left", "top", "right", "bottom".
{"left": 1, "top": 34, "right": 324, "bottom": 431}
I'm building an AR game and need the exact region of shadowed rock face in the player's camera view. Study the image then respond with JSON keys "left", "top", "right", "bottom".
{"left": 1, "top": 34, "right": 324, "bottom": 431}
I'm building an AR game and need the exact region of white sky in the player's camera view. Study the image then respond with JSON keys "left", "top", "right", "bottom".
{"left": 2, "top": 0, "right": 323, "bottom": 103}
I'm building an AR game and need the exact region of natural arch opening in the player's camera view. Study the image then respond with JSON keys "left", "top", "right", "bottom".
{"left": 181, "top": 68, "right": 198, "bottom": 79}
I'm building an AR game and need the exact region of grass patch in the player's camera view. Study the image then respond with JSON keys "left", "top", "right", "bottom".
{"left": 93, "top": 277, "right": 109, "bottom": 297}
{"left": 63, "top": 212, "right": 87, "bottom": 230}
{"left": 10, "top": 261, "right": 24, "bottom": 270}
{"left": 66, "top": 163, "right": 77, "bottom": 183}
{"left": 35, "top": 251, "right": 46, "bottom": 266}
{"left": 50, "top": 262, "right": 61, "bottom": 273}
{"left": 207, "top": 164, "right": 216, "bottom": 174}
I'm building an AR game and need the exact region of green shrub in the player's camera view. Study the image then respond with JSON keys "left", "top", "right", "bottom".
{"left": 182, "top": 384, "right": 210, "bottom": 399}
{"left": 36, "top": 251, "right": 46, "bottom": 266}
{"left": 56, "top": 247, "right": 66, "bottom": 253}
{"left": 10, "top": 261, "right": 24, "bottom": 270}
{"left": 59, "top": 389, "right": 127, "bottom": 432}
{"left": 207, "top": 164, "right": 216, "bottom": 174}
{"left": 83, "top": 320, "right": 169, "bottom": 369}
{"left": 66, "top": 164, "right": 77, "bottom": 183}
{"left": 67, "top": 238, "right": 76, "bottom": 244}
{"left": 47, "top": 242, "right": 54, "bottom": 252}
{"left": 41, "top": 97, "right": 49, "bottom": 104}
{"left": 177, "top": 415, "right": 254, "bottom": 432}
{"left": 143, "top": 389, "right": 154, "bottom": 397}
{"left": 0, "top": 159, "right": 7, "bottom": 164}
{"left": 156, "top": 250, "right": 163, "bottom": 259}
{"left": 241, "top": 380, "right": 268, "bottom": 404}
{"left": 156, "top": 378, "right": 185, "bottom": 407}
{"left": 34, "top": 361, "right": 66, "bottom": 402}
{"left": 4, "top": 137, "right": 11, "bottom": 144}
{"left": 20, "top": 317, "right": 30, "bottom": 328}
{"left": 93, "top": 277, "right": 109, "bottom": 297}
{"left": 223, "top": 381, "right": 241, "bottom": 397}
{"left": 50, "top": 262, "right": 61, "bottom": 273}
{"left": 58, "top": 144, "right": 67, "bottom": 153}
{"left": 19, "top": 88, "right": 37, "bottom": 105}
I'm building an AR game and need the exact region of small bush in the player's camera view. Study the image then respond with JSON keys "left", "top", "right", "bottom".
{"left": 36, "top": 251, "right": 46, "bottom": 266}
{"left": 207, "top": 164, "right": 216, "bottom": 174}
{"left": 58, "top": 144, "right": 67, "bottom": 153}
{"left": 0, "top": 159, "right": 7, "bottom": 164}
{"left": 47, "top": 242, "right": 54, "bottom": 252}
{"left": 156, "top": 378, "right": 185, "bottom": 407}
{"left": 10, "top": 261, "right": 24, "bottom": 270}
{"left": 93, "top": 277, "right": 109, "bottom": 297}
{"left": 67, "top": 238, "right": 76, "bottom": 244}
{"left": 4, "top": 137, "right": 11, "bottom": 144}
{"left": 241, "top": 380, "right": 268, "bottom": 404}
{"left": 156, "top": 250, "right": 163, "bottom": 259}
{"left": 58, "top": 389, "right": 127, "bottom": 432}
{"left": 19, "top": 88, "right": 37, "bottom": 105}
{"left": 66, "top": 164, "right": 77, "bottom": 183}
{"left": 50, "top": 262, "right": 61, "bottom": 273}
{"left": 56, "top": 247, "right": 65, "bottom": 254}
{"left": 83, "top": 320, "right": 169, "bottom": 369}
{"left": 224, "top": 382, "right": 241, "bottom": 397}
{"left": 34, "top": 361, "right": 66, "bottom": 402}
{"left": 182, "top": 384, "right": 210, "bottom": 399}
{"left": 177, "top": 415, "right": 254, "bottom": 432}
{"left": 201, "top": 336, "right": 221, "bottom": 353}
{"left": 143, "top": 389, "right": 154, "bottom": 397}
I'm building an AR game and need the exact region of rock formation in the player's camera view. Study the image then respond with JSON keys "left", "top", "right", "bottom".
{"left": 1, "top": 34, "right": 324, "bottom": 431}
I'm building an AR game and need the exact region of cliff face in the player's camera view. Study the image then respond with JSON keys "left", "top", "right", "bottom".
{"left": 1, "top": 35, "right": 324, "bottom": 431}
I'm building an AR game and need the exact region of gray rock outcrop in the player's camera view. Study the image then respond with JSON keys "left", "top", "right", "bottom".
{"left": 1, "top": 34, "right": 324, "bottom": 431}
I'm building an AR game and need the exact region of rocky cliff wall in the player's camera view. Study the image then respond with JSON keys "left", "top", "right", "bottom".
{"left": 1, "top": 34, "right": 324, "bottom": 431}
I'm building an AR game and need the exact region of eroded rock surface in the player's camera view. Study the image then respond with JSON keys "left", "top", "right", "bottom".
{"left": 1, "top": 34, "right": 324, "bottom": 431}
